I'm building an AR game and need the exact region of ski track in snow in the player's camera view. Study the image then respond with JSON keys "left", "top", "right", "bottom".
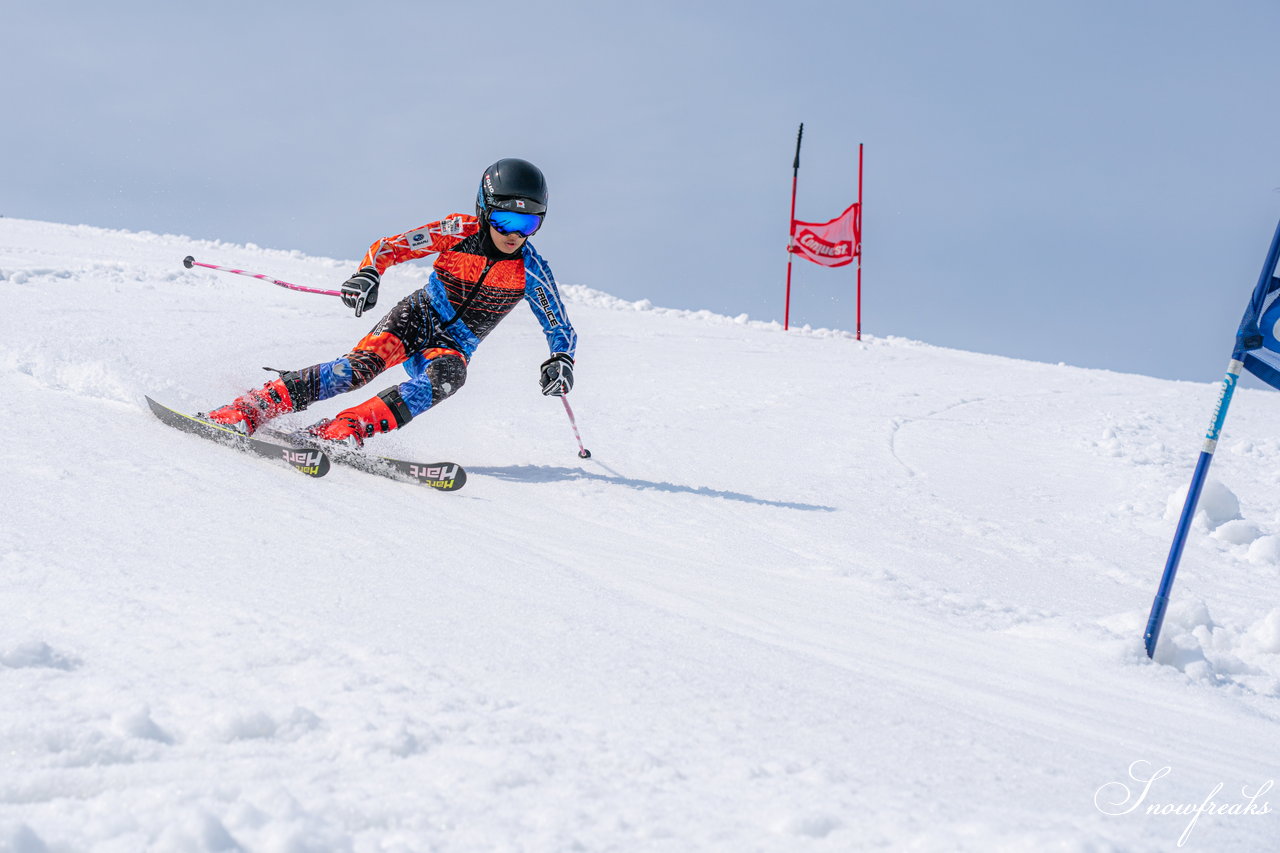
{"left": 2, "top": 218, "right": 1280, "bottom": 851}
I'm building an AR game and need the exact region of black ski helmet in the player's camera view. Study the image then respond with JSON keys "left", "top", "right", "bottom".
{"left": 476, "top": 158, "right": 548, "bottom": 226}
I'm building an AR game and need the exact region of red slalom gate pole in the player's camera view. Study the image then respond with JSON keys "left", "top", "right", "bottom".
{"left": 784, "top": 123, "right": 803, "bottom": 331}
{"left": 856, "top": 143, "right": 863, "bottom": 341}
{"left": 182, "top": 255, "right": 342, "bottom": 298}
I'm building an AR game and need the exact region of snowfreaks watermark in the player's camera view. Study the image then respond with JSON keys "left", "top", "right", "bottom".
{"left": 1094, "top": 761, "right": 1274, "bottom": 847}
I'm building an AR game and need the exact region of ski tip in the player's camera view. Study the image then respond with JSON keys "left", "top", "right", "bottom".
{"left": 182, "top": 255, "right": 195, "bottom": 269}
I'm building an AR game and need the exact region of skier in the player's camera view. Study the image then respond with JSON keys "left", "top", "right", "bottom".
{"left": 204, "top": 158, "right": 577, "bottom": 447}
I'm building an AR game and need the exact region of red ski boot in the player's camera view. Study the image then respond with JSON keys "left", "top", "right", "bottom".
{"left": 306, "top": 391, "right": 410, "bottom": 449}
{"left": 205, "top": 376, "right": 299, "bottom": 435}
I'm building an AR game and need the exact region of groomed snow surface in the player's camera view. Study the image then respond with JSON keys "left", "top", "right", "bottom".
{"left": 2, "top": 217, "right": 1278, "bottom": 851}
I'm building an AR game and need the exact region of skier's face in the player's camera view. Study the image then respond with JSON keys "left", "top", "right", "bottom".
{"left": 489, "top": 226, "right": 527, "bottom": 255}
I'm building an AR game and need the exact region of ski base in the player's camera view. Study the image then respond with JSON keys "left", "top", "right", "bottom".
{"left": 145, "top": 396, "right": 330, "bottom": 477}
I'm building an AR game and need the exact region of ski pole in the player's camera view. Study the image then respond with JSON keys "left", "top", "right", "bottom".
{"left": 560, "top": 395, "right": 591, "bottom": 458}
{"left": 182, "top": 256, "right": 342, "bottom": 298}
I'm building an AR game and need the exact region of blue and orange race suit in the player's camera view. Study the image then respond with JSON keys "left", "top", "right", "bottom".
{"left": 289, "top": 214, "right": 576, "bottom": 418}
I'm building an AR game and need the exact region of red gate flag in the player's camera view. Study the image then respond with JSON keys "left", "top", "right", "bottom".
{"left": 790, "top": 203, "right": 861, "bottom": 268}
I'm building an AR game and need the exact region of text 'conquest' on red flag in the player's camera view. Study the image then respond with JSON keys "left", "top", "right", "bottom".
{"left": 790, "top": 203, "right": 861, "bottom": 268}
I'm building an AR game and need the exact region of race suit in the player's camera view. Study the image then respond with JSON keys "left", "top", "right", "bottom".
{"left": 285, "top": 214, "right": 576, "bottom": 420}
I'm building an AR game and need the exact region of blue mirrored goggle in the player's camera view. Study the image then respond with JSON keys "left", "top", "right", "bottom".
{"left": 488, "top": 209, "right": 543, "bottom": 237}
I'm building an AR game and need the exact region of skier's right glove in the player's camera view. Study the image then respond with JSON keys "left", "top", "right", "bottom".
{"left": 341, "top": 266, "right": 380, "bottom": 318}
{"left": 539, "top": 353, "right": 574, "bottom": 396}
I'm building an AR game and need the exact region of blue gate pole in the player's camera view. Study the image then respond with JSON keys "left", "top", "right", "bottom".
{"left": 1143, "top": 360, "right": 1242, "bottom": 658}
{"left": 1145, "top": 217, "right": 1280, "bottom": 659}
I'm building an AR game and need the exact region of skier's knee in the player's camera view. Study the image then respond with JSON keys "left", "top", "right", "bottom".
{"left": 427, "top": 355, "right": 467, "bottom": 401}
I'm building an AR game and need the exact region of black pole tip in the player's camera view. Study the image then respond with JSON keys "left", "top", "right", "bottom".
{"left": 182, "top": 255, "right": 195, "bottom": 269}
{"left": 579, "top": 449, "right": 591, "bottom": 459}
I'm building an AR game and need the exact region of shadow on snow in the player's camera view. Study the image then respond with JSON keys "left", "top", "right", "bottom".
{"left": 467, "top": 464, "right": 836, "bottom": 512}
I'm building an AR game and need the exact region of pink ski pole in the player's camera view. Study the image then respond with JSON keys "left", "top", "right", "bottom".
{"left": 183, "top": 256, "right": 342, "bottom": 299}
{"left": 560, "top": 395, "right": 592, "bottom": 458}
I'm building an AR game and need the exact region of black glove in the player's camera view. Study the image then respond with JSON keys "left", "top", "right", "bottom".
{"left": 341, "top": 267, "right": 380, "bottom": 317}
{"left": 539, "top": 353, "right": 574, "bottom": 396}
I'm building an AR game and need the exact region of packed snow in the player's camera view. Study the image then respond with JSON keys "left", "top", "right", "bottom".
{"left": 2, "top": 217, "right": 1279, "bottom": 851}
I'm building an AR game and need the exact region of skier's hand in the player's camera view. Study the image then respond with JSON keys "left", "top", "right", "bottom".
{"left": 539, "top": 353, "right": 574, "bottom": 396}
{"left": 341, "top": 267, "right": 380, "bottom": 317}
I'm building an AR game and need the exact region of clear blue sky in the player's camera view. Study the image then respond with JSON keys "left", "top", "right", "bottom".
{"left": 4, "top": 1, "right": 1279, "bottom": 382}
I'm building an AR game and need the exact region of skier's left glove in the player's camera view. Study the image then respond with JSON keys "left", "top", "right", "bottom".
{"left": 539, "top": 353, "right": 574, "bottom": 396}
{"left": 341, "top": 266, "right": 380, "bottom": 318}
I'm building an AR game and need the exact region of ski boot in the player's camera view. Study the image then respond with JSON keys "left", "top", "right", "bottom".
{"left": 305, "top": 389, "right": 412, "bottom": 449}
{"left": 205, "top": 374, "right": 303, "bottom": 435}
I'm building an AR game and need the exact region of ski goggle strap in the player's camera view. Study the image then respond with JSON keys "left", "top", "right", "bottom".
{"left": 488, "top": 209, "right": 543, "bottom": 237}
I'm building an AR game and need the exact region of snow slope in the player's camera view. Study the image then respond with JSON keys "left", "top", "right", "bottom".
{"left": 2, "top": 217, "right": 1279, "bottom": 852}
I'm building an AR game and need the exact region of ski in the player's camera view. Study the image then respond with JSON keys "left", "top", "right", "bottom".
{"left": 145, "top": 396, "right": 331, "bottom": 478}
{"left": 330, "top": 452, "right": 467, "bottom": 491}
{"left": 261, "top": 427, "right": 466, "bottom": 491}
